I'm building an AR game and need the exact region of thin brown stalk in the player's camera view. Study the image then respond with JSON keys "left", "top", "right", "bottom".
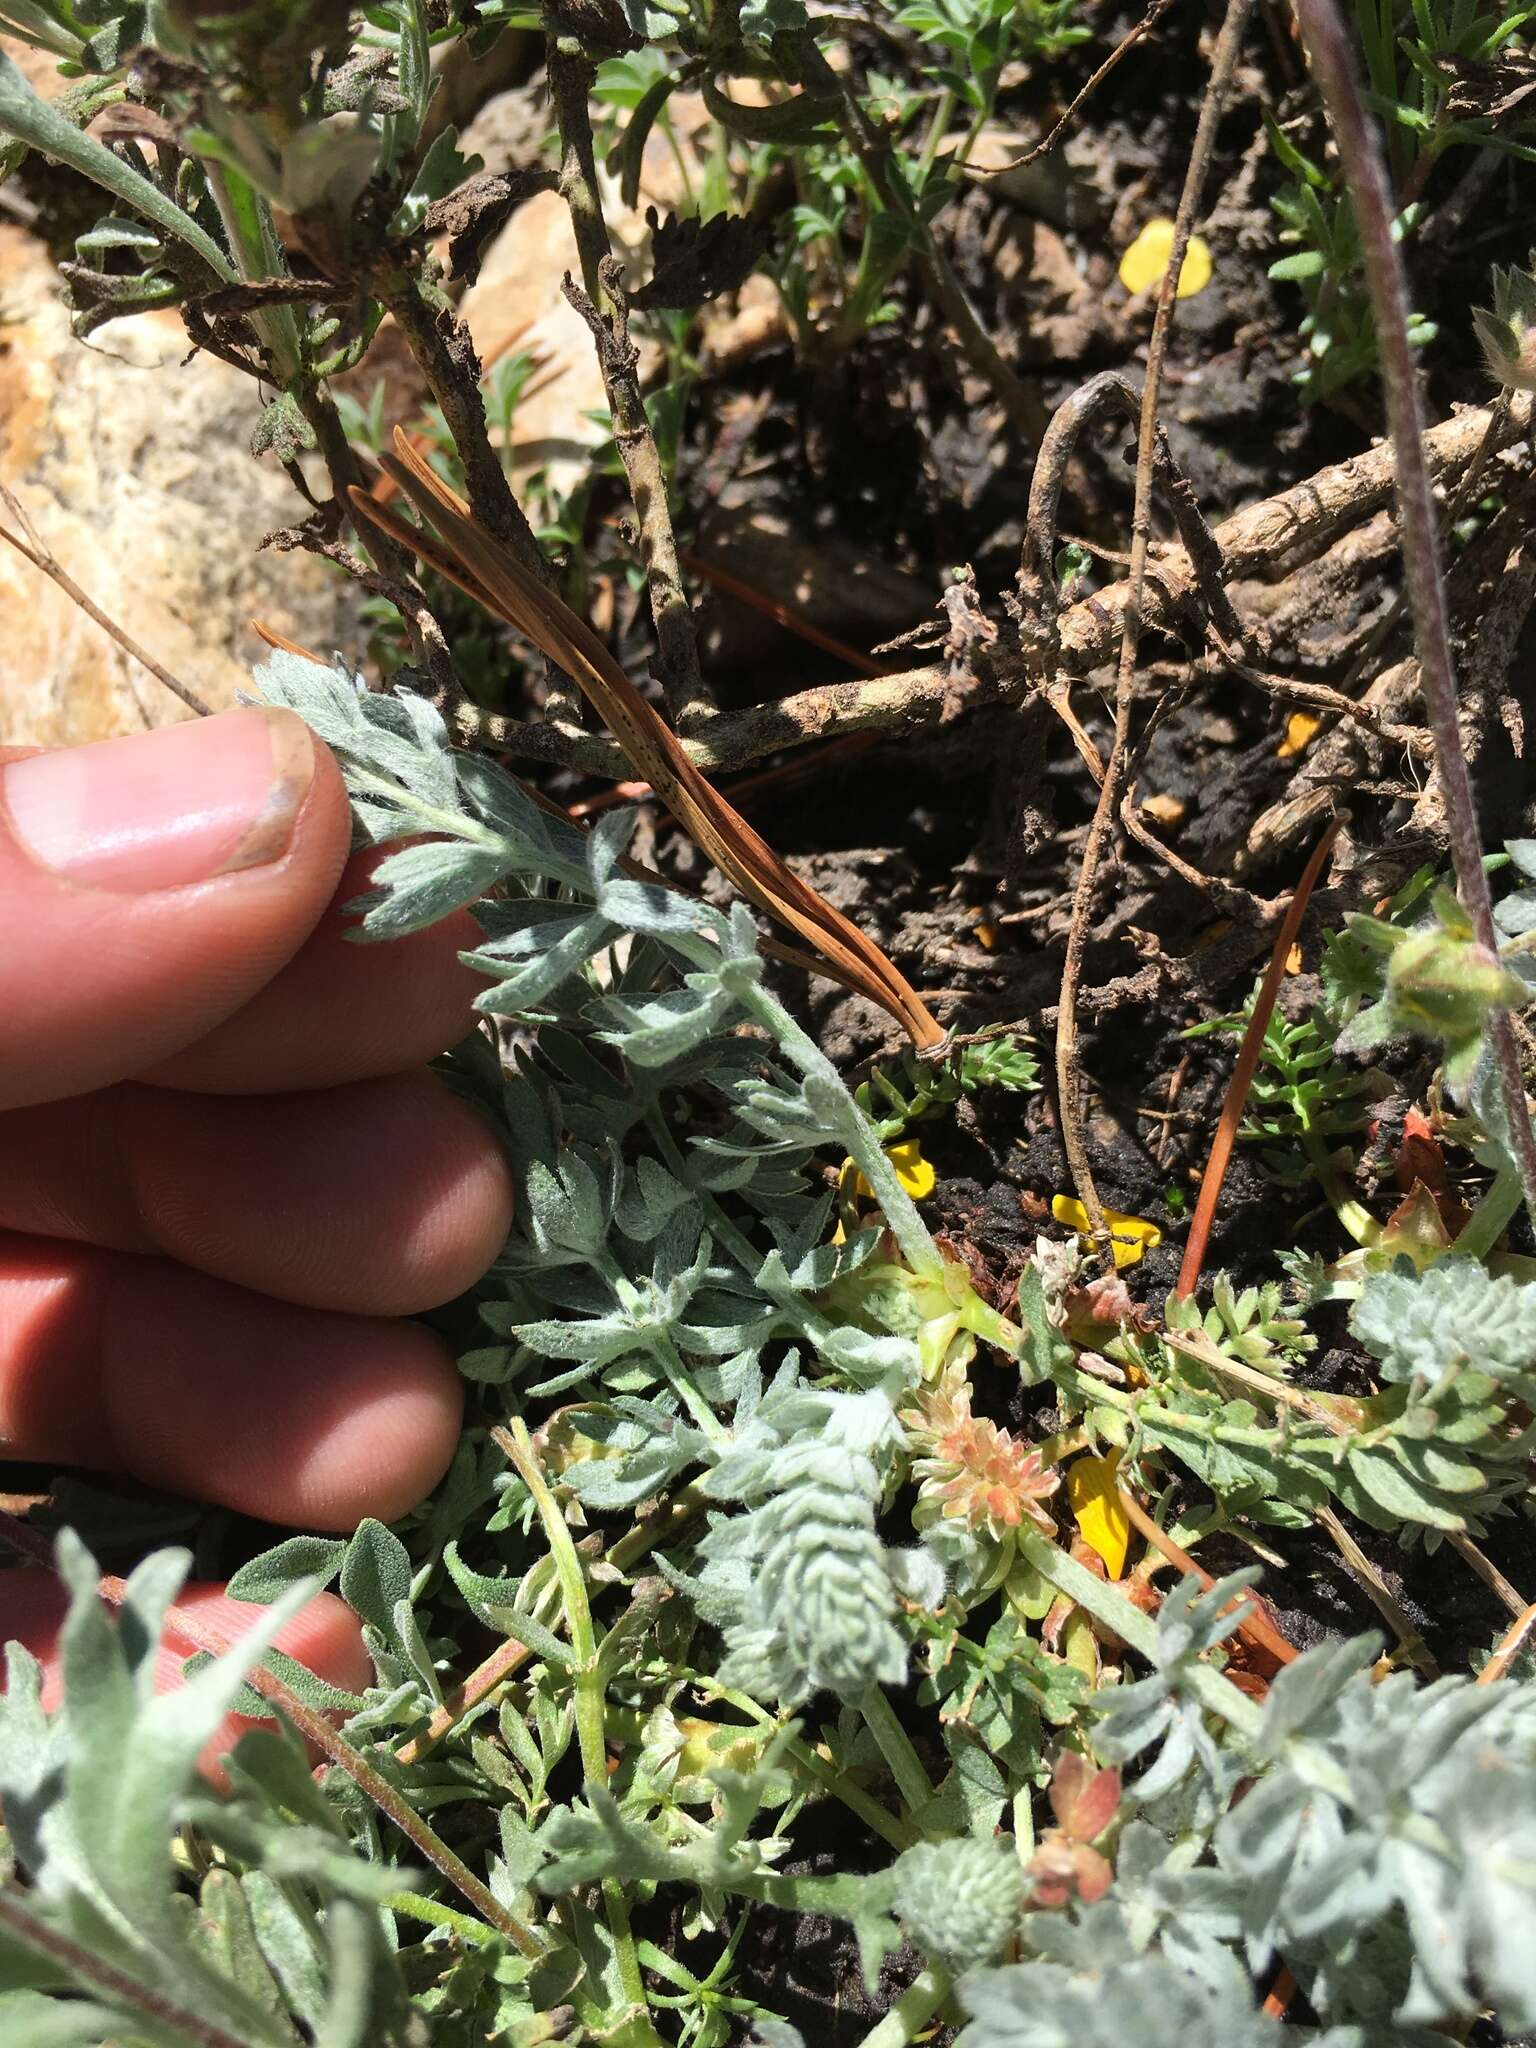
{"left": 546, "top": 51, "right": 715, "bottom": 732}
{"left": 0, "top": 481, "right": 209, "bottom": 716}
{"left": 1446, "top": 1528, "right": 1527, "bottom": 1619}
{"left": 1176, "top": 819, "right": 1340, "bottom": 1298}
{"left": 678, "top": 547, "right": 889, "bottom": 677}
{"left": 1291, "top": 0, "right": 1536, "bottom": 1215}
{"left": 0, "top": 1512, "right": 541, "bottom": 1957}
{"left": 372, "top": 266, "right": 552, "bottom": 588}
{"left": 1054, "top": 0, "right": 1257, "bottom": 1250}
{"left": 1116, "top": 1484, "right": 1297, "bottom": 1668}
{"left": 1314, "top": 1503, "right": 1438, "bottom": 1676}
{"left": 1262, "top": 1964, "right": 1299, "bottom": 2021}
{"left": 110, "top": 1572, "right": 544, "bottom": 1955}
{"left": 1478, "top": 1598, "right": 1536, "bottom": 1684}
{"left": 990, "top": 0, "right": 1177, "bottom": 172}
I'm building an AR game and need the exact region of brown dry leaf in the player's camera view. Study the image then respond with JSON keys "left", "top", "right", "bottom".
{"left": 350, "top": 429, "right": 945, "bottom": 1046}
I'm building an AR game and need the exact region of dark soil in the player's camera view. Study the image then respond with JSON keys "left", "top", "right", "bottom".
{"left": 10, "top": 3, "right": 1536, "bottom": 2041}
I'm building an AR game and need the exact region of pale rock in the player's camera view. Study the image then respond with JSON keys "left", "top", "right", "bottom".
{"left": 0, "top": 224, "right": 354, "bottom": 747}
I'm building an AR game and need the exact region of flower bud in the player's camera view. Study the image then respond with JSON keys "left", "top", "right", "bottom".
{"left": 1474, "top": 256, "right": 1536, "bottom": 393}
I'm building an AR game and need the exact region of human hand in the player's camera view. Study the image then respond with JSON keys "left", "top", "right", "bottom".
{"left": 0, "top": 705, "right": 511, "bottom": 1755}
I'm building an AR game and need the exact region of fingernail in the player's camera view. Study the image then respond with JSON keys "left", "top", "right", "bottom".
{"left": 2, "top": 708, "right": 314, "bottom": 893}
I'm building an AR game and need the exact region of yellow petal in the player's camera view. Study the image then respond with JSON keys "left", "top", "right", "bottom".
{"left": 1067, "top": 1452, "right": 1130, "bottom": 1578}
{"left": 1277, "top": 710, "right": 1321, "bottom": 759}
{"left": 849, "top": 1141, "right": 936, "bottom": 1203}
{"left": 887, "top": 1139, "right": 936, "bottom": 1199}
{"left": 1050, "top": 1194, "right": 1162, "bottom": 1269}
{"left": 1118, "top": 218, "right": 1213, "bottom": 300}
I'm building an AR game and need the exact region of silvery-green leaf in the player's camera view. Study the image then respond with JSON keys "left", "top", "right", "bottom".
{"left": 596, "top": 979, "right": 738, "bottom": 1065}
{"left": 227, "top": 1537, "right": 349, "bottom": 1606}
{"left": 339, "top": 1520, "right": 413, "bottom": 1651}
{"left": 349, "top": 839, "right": 514, "bottom": 938}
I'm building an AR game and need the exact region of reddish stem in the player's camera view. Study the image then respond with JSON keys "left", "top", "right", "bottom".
{"left": 1177, "top": 821, "right": 1340, "bottom": 1298}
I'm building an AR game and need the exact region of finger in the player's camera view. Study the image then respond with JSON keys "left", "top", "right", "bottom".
{"left": 0, "top": 1070, "right": 513, "bottom": 1315}
{"left": 0, "top": 1570, "right": 372, "bottom": 1780}
{"left": 142, "top": 844, "right": 489, "bottom": 1096}
{"left": 0, "top": 1238, "right": 464, "bottom": 1527}
{"left": 0, "top": 711, "right": 351, "bottom": 1110}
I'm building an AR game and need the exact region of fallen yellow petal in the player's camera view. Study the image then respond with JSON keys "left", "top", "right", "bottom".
{"left": 849, "top": 1141, "right": 937, "bottom": 1203}
{"left": 1118, "top": 218, "right": 1213, "bottom": 300}
{"left": 1051, "top": 1194, "right": 1162, "bottom": 1269}
{"left": 1278, "top": 710, "right": 1321, "bottom": 759}
{"left": 1068, "top": 1452, "right": 1131, "bottom": 1578}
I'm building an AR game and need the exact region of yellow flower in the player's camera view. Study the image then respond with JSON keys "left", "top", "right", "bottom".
{"left": 1067, "top": 1451, "right": 1130, "bottom": 1578}
{"left": 1050, "top": 1194, "right": 1162, "bottom": 1270}
{"left": 1118, "top": 218, "right": 1212, "bottom": 300}
{"left": 850, "top": 1139, "right": 936, "bottom": 1202}
{"left": 1277, "top": 710, "right": 1321, "bottom": 759}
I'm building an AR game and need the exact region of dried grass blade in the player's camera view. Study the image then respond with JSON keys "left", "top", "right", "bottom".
{"left": 351, "top": 430, "right": 943, "bottom": 1046}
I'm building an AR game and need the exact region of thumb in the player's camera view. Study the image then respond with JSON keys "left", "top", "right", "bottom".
{"left": 0, "top": 708, "right": 352, "bottom": 1110}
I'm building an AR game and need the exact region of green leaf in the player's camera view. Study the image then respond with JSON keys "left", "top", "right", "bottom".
{"left": 228, "top": 1536, "right": 349, "bottom": 1605}
{"left": 339, "top": 1518, "right": 413, "bottom": 1648}
{"left": 0, "top": 49, "right": 233, "bottom": 281}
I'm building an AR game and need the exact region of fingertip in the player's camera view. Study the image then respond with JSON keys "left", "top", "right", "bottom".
{"left": 112, "top": 1072, "right": 515, "bottom": 1315}
{"left": 0, "top": 713, "right": 353, "bottom": 1108}
{"left": 169, "top": 1582, "right": 374, "bottom": 1699}
{"left": 144, "top": 844, "right": 489, "bottom": 1094}
{"left": 99, "top": 1262, "right": 466, "bottom": 1530}
{"left": 0, "top": 1241, "right": 466, "bottom": 1530}
{"left": 284, "top": 1317, "right": 466, "bottom": 1529}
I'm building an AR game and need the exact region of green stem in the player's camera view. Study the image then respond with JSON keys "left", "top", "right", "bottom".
{"left": 381, "top": 1889, "right": 500, "bottom": 1945}
{"left": 855, "top": 1965, "right": 953, "bottom": 2048}
{"left": 498, "top": 1421, "right": 648, "bottom": 2015}
{"left": 653, "top": 1330, "right": 731, "bottom": 1442}
{"left": 743, "top": 983, "right": 944, "bottom": 1278}
{"left": 203, "top": 164, "right": 302, "bottom": 384}
{"left": 1453, "top": 1163, "right": 1524, "bottom": 1262}
{"left": 913, "top": 87, "right": 956, "bottom": 185}
{"left": 687, "top": 1675, "right": 920, "bottom": 1851}
{"left": 1013, "top": 1527, "right": 1264, "bottom": 1745}
{"left": 1302, "top": 1129, "right": 1379, "bottom": 1247}
{"left": 859, "top": 1686, "right": 938, "bottom": 1821}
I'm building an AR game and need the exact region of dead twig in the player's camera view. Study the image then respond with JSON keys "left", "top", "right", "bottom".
{"left": 0, "top": 481, "right": 210, "bottom": 717}
{"left": 442, "top": 400, "right": 1516, "bottom": 780}
{"left": 988, "top": 0, "right": 1177, "bottom": 172}
{"left": 1292, "top": 0, "right": 1536, "bottom": 1216}
{"left": 1447, "top": 1527, "right": 1528, "bottom": 1619}
{"left": 1478, "top": 1598, "right": 1536, "bottom": 1683}
{"left": 1116, "top": 1484, "right": 1298, "bottom": 1670}
{"left": 1314, "top": 1503, "right": 1439, "bottom": 1677}
{"left": 1053, "top": 0, "right": 1257, "bottom": 1250}
{"left": 546, "top": 46, "right": 715, "bottom": 732}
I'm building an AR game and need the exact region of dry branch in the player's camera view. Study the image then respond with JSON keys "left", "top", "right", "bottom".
{"left": 464, "top": 400, "right": 1521, "bottom": 778}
